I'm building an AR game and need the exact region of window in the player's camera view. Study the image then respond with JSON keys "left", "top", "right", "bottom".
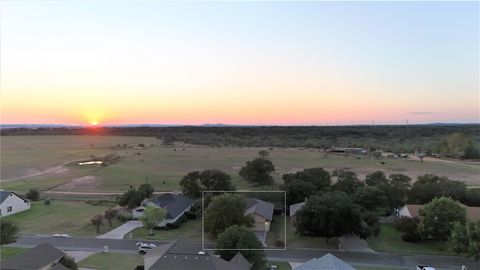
{"left": 7, "top": 206, "right": 12, "bottom": 212}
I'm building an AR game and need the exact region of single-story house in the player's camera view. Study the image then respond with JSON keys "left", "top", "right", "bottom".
{"left": 289, "top": 201, "right": 306, "bottom": 224}
{"left": 294, "top": 253, "right": 356, "bottom": 270}
{"left": 245, "top": 198, "right": 274, "bottom": 232}
{"left": 144, "top": 239, "right": 250, "bottom": 270}
{"left": 0, "top": 190, "right": 30, "bottom": 217}
{"left": 0, "top": 243, "right": 67, "bottom": 270}
{"left": 132, "top": 193, "right": 195, "bottom": 227}
{"left": 399, "top": 203, "right": 480, "bottom": 221}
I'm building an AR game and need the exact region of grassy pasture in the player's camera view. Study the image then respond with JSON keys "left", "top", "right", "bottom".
{"left": 3, "top": 200, "right": 123, "bottom": 237}
{"left": 1, "top": 136, "right": 479, "bottom": 193}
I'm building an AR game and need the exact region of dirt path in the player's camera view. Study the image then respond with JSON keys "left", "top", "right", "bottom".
{"left": 0, "top": 162, "right": 71, "bottom": 182}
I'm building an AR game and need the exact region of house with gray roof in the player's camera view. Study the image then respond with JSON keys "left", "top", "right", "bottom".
{"left": 0, "top": 243, "right": 66, "bottom": 270}
{"left": 294, "top": 253, "right": 356, "bottom": 270}
{"left": 144, "top": 239, "right": 250, "bottom": 270}
{"left": 245, "top": 198, "right": 274, "bottom": 232}
{"left": 0, "top": 190, "right": 30, "bottom": 217}
{"left": 132, "top": 193, "right": 195, "bottom": 227}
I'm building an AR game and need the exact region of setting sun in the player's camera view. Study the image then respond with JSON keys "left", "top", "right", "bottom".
{"left": 90, "top": 121, "right": 98, "bottom": 126}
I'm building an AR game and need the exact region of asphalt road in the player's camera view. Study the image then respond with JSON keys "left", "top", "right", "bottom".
{"left": 10, "top": 235, "right": 479, "bottom": 270}
{"left": 11, "top": 235, "right": 169, "bottom": 254}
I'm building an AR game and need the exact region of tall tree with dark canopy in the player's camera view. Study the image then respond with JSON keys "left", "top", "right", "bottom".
{"left": 216, "top": 225, "right": 266, "bottom": 270}
{"left": 450, "top": 221, "right": 480, "bottom": 261}
{"left": 417, "top": 197, "right": 466, "bottom": 240}
{"left": 281, "top": 180, "right": 316, "bottom": 205}
{"left": 365, "top": 171, "right": 388, "bottom": 186}
{"left": 138, "top": 183, "right": 155, "bottom": 198}
{"left": 239, "top": 158, "right": 275, "bottom": 186}
{"left": 295, "top": 191, "right": 367, "bottom": 242}
{"left": 384, "top": 174, "right": 412, "bottom": 209}
{"left": 332, "top": 170, "right": 364, "bottom": 194}
{"left": 180, "top": 170, "right": 235, "bottom": 198}
{"left": 409, "top": 174, "right": 467, "bottom": 204}
{"left": 281, "top": 167, "right": 331, "bottom": 204}
{"left": 204, "top": 193, "right": 253, "bottom": 236}
{"left": 354, "top": 186, "right": 388, "bottom": 211}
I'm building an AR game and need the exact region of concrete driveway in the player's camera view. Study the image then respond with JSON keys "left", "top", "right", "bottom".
{"left": 97, "top": 221, "right": 143, "bottom": 239}
{"left": 339, "top": 234, "right": 375, "bottom": 253}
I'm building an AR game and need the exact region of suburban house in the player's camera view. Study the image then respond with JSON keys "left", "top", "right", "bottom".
{"left": 143, "top": 239, "right": 250, "bottom": 270}
{"left": 289, "top": 201, "right": 306, "bottom": 224}
{"left": 132, "top": 193, "right": 195, "bottom": 227}
{"left": 0, "top": 243, "right": 68, "bottom": 270}
{"left": 294, "top": 253, "right": 356, "bottom": 270}
{"left": 0, "top": 190, "right": 30, "bottom": 217}
{"left": 245, "top": 198, "right": 274, "bottom": 232}
{"left": 399, "top": 203, "right": 480, "bottom": 221}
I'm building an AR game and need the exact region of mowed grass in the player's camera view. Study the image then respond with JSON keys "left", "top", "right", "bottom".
{"left": 0, "top": 246, "right": 28, "bottom": 260}
{"left": 79, "top": 252, "right": 143, "bottom": 270}
{"left": 367, "top": 224, "right": 454, "bottom": 256}
{"left": 3, "top": 200, "right": 124, "bottom": 237}
{"left": 267, "top": 261, "right": 292, "bottom": 270}
{"left": 2, "top": 136, "right": 480, "bottom": 193}
{"left": 131, "top": 218, "right": 202, "bottom": 241}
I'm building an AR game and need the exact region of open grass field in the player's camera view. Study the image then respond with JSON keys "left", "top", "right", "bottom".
{"left": 367, "top": 224, "right": 454, "bottom": 256}
{"left": 79, "top": 252, "right": 143, "bottom": 270}
{"left": 0, "top": 246, "right": 28, "bottom": 260}
{"left": 3, "top": 200, "right": 123, "bottom": 237}
{"left": 2, "top": 136, "right": 480, "bottom": 193}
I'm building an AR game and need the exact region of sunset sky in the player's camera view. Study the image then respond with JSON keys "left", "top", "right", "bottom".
{"left": 1, "top": 1, "right": 478, "bottom": 126}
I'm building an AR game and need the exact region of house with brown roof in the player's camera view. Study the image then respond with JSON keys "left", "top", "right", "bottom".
{"left": 399, "top": 203, "right": 480, "bottom": 221}
{"left": 143, "top": 239, "right": 250, "bottom": 270}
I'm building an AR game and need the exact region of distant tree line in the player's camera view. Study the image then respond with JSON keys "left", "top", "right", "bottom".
{"left": 2, "top": 125, "right": 479, "bottom": 155}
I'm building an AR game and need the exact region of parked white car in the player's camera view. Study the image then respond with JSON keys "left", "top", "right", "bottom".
{"left": 136, "top": 242, "right": 156, "bottom": 254}
{"left": 52, "top": 234, "right": 71, "bottom": 238}
{"left": 417, "top": 265, "right": 436, "bottom": 270}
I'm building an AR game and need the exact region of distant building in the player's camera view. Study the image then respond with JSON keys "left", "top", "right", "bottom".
{"left": 399, "top": 203, "right": 480, "bottom": 221}
{"left": 294, "top": 253, "right": 356, "bottom": 270}
{"left": 132, "top": 193, "right": 195, "bottom": 227}
{"left": 0, "top": 243, "right": 67, "bottom": 270}
{"left": 0, "top": 190, "right": 30, "bottom": 217}
{"left": 144, "top": 239, "right": 250, "bottom": 270}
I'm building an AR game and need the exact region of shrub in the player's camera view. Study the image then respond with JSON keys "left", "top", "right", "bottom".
{"left": 394, "top": 217, "right": 419, "bottom": 234}
{"left": 25, "top": 189, "right": 40, "bottom": 201}
{"left": 402, "top": 232, "right": 422, "bottom": 243}
{"left": 44, "top": 199, "right": 51, "bottom": 205}
{"left": 60, "top": 255, "right": 78, "bottom": 270}
{"left": 0, "top": 219, "right": 18, "bottom": 244}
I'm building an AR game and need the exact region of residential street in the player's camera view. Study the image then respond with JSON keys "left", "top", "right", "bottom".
{"left": 10, "top": 235, "right": 478, "bottom": 270}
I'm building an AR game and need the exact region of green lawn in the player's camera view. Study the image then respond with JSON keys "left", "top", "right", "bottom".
{"left": 267, "top": 261, "right": 292, "bottom": 270}
{"left": 3, "top": 200, "right": 124, "bottom": 237}
{"left": 367, "top": 224, "right": 454, "bottom": 256}
{"left": 0, "top": 246, "right": 28, "bottom": 260}
{"left": 79, "top": 252, "right": 143, "bottom": 270}
{"left": 3, "top": 136, "right": 480, "bottom": 193}
{"left": 131, "top": 218, "right": 202, "bottom": 241}
{"left": 267, "top": 215, "right": 339, "bottom": 249}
